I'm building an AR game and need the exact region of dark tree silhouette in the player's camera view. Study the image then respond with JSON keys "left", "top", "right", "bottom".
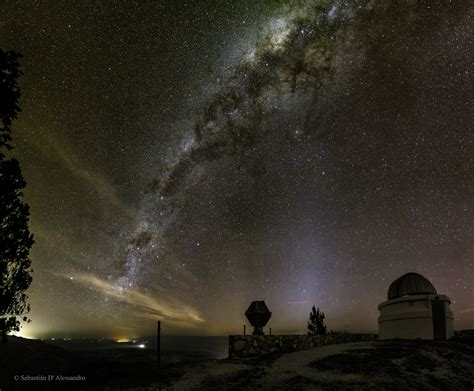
{"left": 308, "top": 306, "right": 327, "bottom": 336}
{"left": 0, "top": 49, "right": 34, "bottom": 343}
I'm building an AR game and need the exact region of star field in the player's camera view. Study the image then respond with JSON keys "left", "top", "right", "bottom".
{"left": 1, "top": 0, "right": 473, "bottom": 338}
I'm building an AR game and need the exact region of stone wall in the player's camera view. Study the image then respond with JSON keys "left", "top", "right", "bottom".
{"left": 228, "top": 333, "right": 378, "bottom": 358}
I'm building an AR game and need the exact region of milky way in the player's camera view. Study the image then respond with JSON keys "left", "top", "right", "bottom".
{"left": 1, "top": 1, "right": 473, "bottom": 337}
{"left": 119, "top": 1, "right": 352, "bottom": 294}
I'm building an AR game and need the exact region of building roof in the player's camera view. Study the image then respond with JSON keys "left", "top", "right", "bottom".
{"left": 387, "top": 272, "right": 437, "bottom": 300}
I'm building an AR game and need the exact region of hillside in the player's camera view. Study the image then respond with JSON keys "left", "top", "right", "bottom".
{"left": 1, "top": 335, "right": 473, "bottom": 390}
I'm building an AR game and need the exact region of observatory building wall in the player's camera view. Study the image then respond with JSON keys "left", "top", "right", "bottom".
{"left": 378, "top": 294, "right": 454, "bottom": 340}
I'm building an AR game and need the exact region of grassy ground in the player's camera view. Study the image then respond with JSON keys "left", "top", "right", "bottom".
{"left": 166, "top": 337, "right": 474, "bottom": 391}
{"left": 306, "top": 339, "right": 474, "bottom": 390}
{"left": 1, "top": 335, "right": 473, "bottom": 390}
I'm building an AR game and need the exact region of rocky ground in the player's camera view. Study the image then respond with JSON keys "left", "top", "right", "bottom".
{"left": 1, "top": 335, "right": 474, "bottom": 390}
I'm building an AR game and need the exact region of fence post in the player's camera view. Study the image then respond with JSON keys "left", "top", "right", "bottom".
{"left": 157, "top": 321, "right": 161, "bottom": 366}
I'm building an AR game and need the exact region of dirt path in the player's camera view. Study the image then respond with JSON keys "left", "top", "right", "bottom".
{"left": 158, "top": 361, "right": 250, "bottom": 391}
{"left": 157, "top": 341, "right": 375, "bottom": 391}
{"left": 259, "top": 341, "right": 375, "bottom": 389}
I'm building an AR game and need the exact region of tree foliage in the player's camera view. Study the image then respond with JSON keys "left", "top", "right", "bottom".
{"left": 0, "top": 49, "right": 34, "bottom": 342}
{"left": 308, "top": 306, "right": 327, "bottom": 335}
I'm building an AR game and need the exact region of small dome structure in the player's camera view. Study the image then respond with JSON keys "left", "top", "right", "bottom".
{"left": 378, "top": 272, "right": 454, "bottom": 340}
{"left": 387, "top": 272, "right": 437, "bottom": 300}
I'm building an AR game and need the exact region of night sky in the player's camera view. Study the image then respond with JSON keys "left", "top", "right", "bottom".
{"left": 1, "top": 1, "right": 473, "bottom": 338}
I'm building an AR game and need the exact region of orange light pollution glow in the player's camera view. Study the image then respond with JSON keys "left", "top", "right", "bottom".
{"left": 115, "top": 338, "right": 131, "bottom": 343}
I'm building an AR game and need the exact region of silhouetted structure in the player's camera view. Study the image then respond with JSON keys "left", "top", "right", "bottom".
{"left": 245, "top": 301, "right": 271, "bottom": 335}
{"left": 156, "top": 320, "right": 161, "bottom": 365}
{"left": 378, "top": 272, "right": 454, "bottom": 340}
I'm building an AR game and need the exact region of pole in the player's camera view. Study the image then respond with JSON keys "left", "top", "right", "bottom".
{"left": 157, "top": 321, "right": 161, "bottom": 366}
{"left": 269, "top": 327, "right": 272, "bottom": 336}
{"left": 243, "top": 324, "right": 246, "bottom": 335}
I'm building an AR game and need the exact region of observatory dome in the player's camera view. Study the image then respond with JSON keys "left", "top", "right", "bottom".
{"left": 387, "top": 272, "right": 437, "bottom": 300}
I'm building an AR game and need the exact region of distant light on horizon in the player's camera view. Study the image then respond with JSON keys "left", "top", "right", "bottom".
{"left": 137, "top": 344, "right": 145, "bottom": 348}
{"left": 9, "top": 330, "right": 36, "bottom": 340}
